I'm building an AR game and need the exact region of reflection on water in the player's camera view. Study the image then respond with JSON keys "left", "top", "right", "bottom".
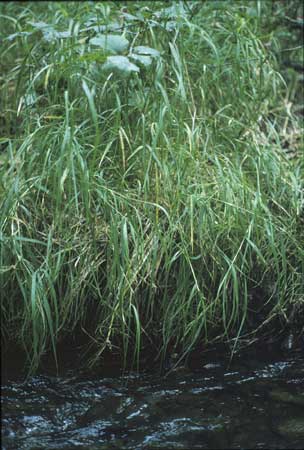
{"left": 2, "top": 351, "right": 304, "bottom": 449}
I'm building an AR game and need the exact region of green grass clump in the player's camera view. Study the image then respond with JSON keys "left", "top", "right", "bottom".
{"left": 0, "top": 1, "right": 303, "bottom": 373}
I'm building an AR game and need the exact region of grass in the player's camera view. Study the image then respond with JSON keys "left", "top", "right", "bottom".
{"left": 1, "top": 1, "right": 303, "bottom": 373}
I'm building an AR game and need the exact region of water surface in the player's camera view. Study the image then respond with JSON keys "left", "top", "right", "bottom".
{"left": 2, "top": 350, "right": 304, "bottom": 449}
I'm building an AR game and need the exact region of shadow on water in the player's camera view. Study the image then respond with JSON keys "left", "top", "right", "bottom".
{"left": 1, "top": 346, "right": 304, "bottom": 450}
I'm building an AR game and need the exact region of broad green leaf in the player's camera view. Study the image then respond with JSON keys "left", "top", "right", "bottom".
{"left": 133, "top": 46, "right": 160, "bottom": 58}
{"left": 5, "top": 31, "right": 31, "bottom": 41}
{"left": 29, "top": 21, "right": 50, "bottom": 29}
{"left": 154, "top": 3, "right": 187, "bottom": 19}
{"left": 102, "top": 56, "right": 139, "bottom": 75}
{"left": 122, "top": 12, "right": 143, "bottom": 22}
{"left": 81, "top": 22, "right": 121, "bottom": 33}
{"left": 29, "top": 21, "right": 71, "bottom": 41}
{"left": 130, "top": 53, "right": 152, "bottom": 67}
{"left": 23, "top": 92, "right": 37, "bottom": 107}
{"left": 53, "top": 31, "right": 71, "bottom": 38}
{"left": 90, "top": 34, "right": 129, "bottom": 54}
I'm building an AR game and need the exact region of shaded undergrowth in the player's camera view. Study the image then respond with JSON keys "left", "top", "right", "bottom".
{"left": 0, "top": 1, "right": 303, "bottom": 373}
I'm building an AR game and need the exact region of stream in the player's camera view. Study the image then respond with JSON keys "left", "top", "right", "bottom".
{"left": 2, "top": 348, "right": 304, "bottom": 449}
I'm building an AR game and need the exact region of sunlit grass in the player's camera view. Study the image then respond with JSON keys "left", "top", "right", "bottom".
{"left": 0, "top": 1, "right": 303, "bottom": 373}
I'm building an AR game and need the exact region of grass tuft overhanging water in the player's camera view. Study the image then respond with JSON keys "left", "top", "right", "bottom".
{"left": 0, "top": 1, "right": 303, "bottom": 374}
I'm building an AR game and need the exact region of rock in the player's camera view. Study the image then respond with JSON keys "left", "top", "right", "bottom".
{"left": 274, "top": 417, "right": 304, "bottom": 440}
{"left": 280, "top": 332, "right": 304, "bottom": 353}
{"left": 76, "top": 395, "right": 124, "bottom": 426}
{"left": 163, "top": 352, "right": 192, "bottom": 379}
{"left": 270, "top": 389, "right": 304, "bottom": 407}
{"left": 281, "top": 333, "right": 296, "bottom": 351}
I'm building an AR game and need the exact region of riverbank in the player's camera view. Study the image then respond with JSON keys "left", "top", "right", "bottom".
{"left": 1, "top": 1, "right": 303, "bottom": 375}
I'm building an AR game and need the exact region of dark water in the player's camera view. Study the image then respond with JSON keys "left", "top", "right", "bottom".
{"left": 2, "top": 350, "right": 304, "bottom": 450}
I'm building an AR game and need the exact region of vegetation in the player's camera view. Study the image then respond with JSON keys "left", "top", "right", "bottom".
{"left": 1, "top": 1, "right": 303, "bottom": 373}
